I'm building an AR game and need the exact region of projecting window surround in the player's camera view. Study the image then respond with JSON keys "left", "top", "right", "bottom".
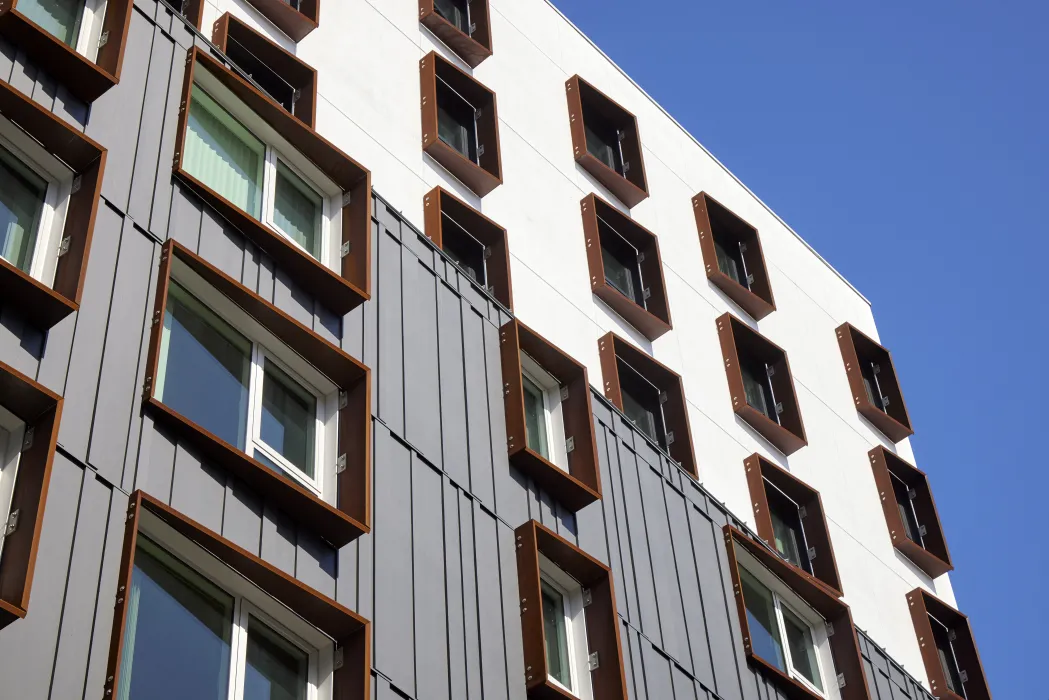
{"left": 114, "top": 510, "right": 334, "bottom": 700}
{"left": 183, "top": 77, "right": 340, "bottom": 271}
{"left": 736, "top": 549, "right": 835, "bottom": 699}
{"left": 905, "top": 588, "right": 990, "bottom": 700}
{"left": 539, "top": 553, "right": 594, "bottom": 700}
{"left": 154, "top": 256, "right": 339, "bottom": 501}
{"left": 835, "top": 323, "right": 913, "bottom": 443}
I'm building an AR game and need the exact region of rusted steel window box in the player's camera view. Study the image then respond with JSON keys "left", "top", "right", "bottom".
{"left": 418, "top": 0, "right": 493, "bottom": 67}
{"left": 906, "top": 588, "right": 990, "bottom": 700}
{"left": 836, "top": 323, "right": 913, "bottom": 443}
{"left": 141, "top": 240, "right": 371, "bottom": 548}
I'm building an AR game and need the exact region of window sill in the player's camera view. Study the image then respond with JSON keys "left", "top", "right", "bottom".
{"left": 896, "top": 538, "right": 953, "bottom": 579}
{"left": 145, "top": 398, "right": 367, "bottom": 547}
{"left": 575, "top": 151, "right": 649, "bottom": 209}
{"left": 592, "top": 282, "right": 672, "bottom": 341}
{"left": 708, "top": 269, "right": 776, "bottom": 321}
{"left": 0, "top": 257, "right": 77, "bottom": 330}
{"left": 526, "top": 678, "right": 582, "bottom": 700}
{"left": 734, "top": 404, "right": 808, "bottom": 456}
{"left": 0, "top": 2, "right": 131, "bottom": 102}
{"left": 856, "top": 401, "right": 913, "bottom": 443}
{"left": 423, "top": 139, "right": 502, "bottom": 197}
{"left": 511, "top": 448, "right": 600, "bottom": 512}
{"left": 243, "top": 0, "right": 318, "bottom": 41}
{"left": 747, "top": 654, "right": 825, "bottom": 700}
{"left": 419, "top": 8, "right": 492, "bottom": 68}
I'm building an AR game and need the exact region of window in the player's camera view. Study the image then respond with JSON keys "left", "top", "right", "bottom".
{"left": 174, "top": 49, "right": 371, "bottom": 316}
{"left": 143, "top": 240, "right": 371, "bottom": 548}
{"left": 423, "top": 186, "right": 513, "bottom": 309}
{"left": 0, "top": 359, "right": 62, "bottom": 630}
{"left": 212, "top": 13, "right": 319, "bottom": 128}
{"left": 693, "top": 192, "right": 776, "bottom": 319}
{"left": 239, "top": 0, "right": 320, "bottom": 42}
{"left": 906, "top": 588, "right": 991, "bottom": 700}
{"left": 598, "top": 331, "right": 698, "bottom": 479}
{"left": 739, "top": 567, "right": 826, "bottom": 696}
{"left": 421, "top": 52, "right": 502, "bottom": 197}
{"left": 419, "top": 0, "right": 493, "bottom": 67}
{"left": 744, "top": 453, "right": 843, "bottom": 595}
{"left": 868, "top": 447, "right": 952, "bottom": 578}
{"left": 724, "top": 525, "right": 867, "bottom": 700}
{"left": 17, "top": 0, "right": 106, "bottom": 59}
{"left": 566, "top": 76, "right": 648, "bottom": 207}
{"left": 717, "top": 313, "right": 807, "bottom": 455}
{"left": 499, "top": 319, "right": 601, "bottom": 511}
{"left": 835, "top": 323, "right": 913, "bottom": 442}
{"left": 581, "top": 194, "right": 672, "bottom": 341}
{"left": 104, "top": 491, "right": 370, "bottom": 700}
{"left": 514, "top": 520, "right": 627, "bottom": 700}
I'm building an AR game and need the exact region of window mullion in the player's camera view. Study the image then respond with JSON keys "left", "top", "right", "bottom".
{"left": 246, "top": 343, "right": 264, "bottom": 458}
{"left": 229, "top": 595, "right": 248, "bottom": 700}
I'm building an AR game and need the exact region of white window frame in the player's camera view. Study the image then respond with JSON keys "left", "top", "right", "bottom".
{"left": 0, "top": 406, "right": 26, "bottom": 563}
{"left": 520, "top": 353, "right": 568, "bottom": 470}
{"left": 190, "top": 65, "right": 343, "bottom": 273}
{"left": 0, "top": 116, "right": 74, "bottom": 290}
{"left": 136, "top": 508, "right": 334, "bottom": 700}
{"left": 73, "top": 0, "right": 109, "bottom": 62}
{"left": 736, "top": 547, "right": 838, "bottom": 700}
{"left": 538, "top": 553, "right": 593, "bottom": 700}
{"left": 156, "top": 256, "right": 339, "bottom": 502}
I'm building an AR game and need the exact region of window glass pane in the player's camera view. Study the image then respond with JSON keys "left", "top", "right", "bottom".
{"left": 436, "top": 80, "right": 478, "bottom": 162}
{"left": 17, "top": 0, "right": 84, "bottom": 46}
{"left": 890, "top": 472, "right": 923, "bottom": 545}
{"left": 522, "top": 374, "right": 549, "bottom": 460}
{"left": 781, "top": 605, "right": 823, "bottom": 691}
{"left": 599, "top": 219, "right": 644, "bottom": 306}
{"left": 617, "top": 358, "right": 665, "bottom": 447}
{"left": 273, "top": 162, "right": 322, "bottom": 258}
{"left": 0, "top": 146, "right": 47, "bottom": 273}
{"left": 159, "top": 282, "right": 251, "bottom": 450}
{"left": 713, "top": 230, "right": 748, "bottom": 287}
{"left": 117, "top": 537, "right": 234, "bottom": 700}
{"left": 584, "top": 117, "right": 622, "bottom": 174}
{"left": 765, "top": 483, "right": 812, "bottom": 574}
{"left": 860, "top": 361, "right": 887, "bottom": 412}
{"left": 739, "top": 569, "right": 786, "bottom": 673}
{"left": 244, "top": 616, "right": 309, "bottom": 700}
{"left": 930, "top": 616, "right": 965, "bottom": 695}
{"left": 541, "top": 580, "right": 572, "bottom": 690}
{"left": 433, "top": 0, "right": 468, "bottom": 32}
{"left": 741, "top": 361, "right": 775, "bottom": 420}
{"left": 441, "top": 215, "right": 487, "bottom": 285}
{"left": 260, "top": 359, "right": 317, "bottom": 478}
{"left": 185, "top": 86, "right": 265, "bottom": 218}
{"left": 621, "top": 386, "right": 659, "bottom": 444}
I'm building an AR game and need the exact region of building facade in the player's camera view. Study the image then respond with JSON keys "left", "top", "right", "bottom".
{"left": 0, "top": 1, "right": 990, "bottom": 700}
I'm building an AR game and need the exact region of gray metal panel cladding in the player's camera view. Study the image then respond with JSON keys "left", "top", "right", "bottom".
{"left": 0, "top": 3, "right": 933, "bottom": 700}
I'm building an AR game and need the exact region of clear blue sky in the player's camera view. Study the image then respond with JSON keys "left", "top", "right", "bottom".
{"left": 552, "top": 0, "right": 1046, "bottom": 696}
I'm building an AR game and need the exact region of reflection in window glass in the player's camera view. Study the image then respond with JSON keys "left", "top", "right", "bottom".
{"left": 0, "top": 145, "right": 47, "bottom": 273}
{"left": 273, "top": 161, "right": 322, "bottom": 258}
{"left": 18, "top": 0, "right": 85, "bottom": 47}
{"left": 245, "top": 616, "right": 309, "bottom": 700}
{"left": 117, "top": 537, "right": 234, "bottom": 700}
{"left": 260, "top": 360, "right": 316, "bottom": 478}
{"left": 739, "top": 568, "right": 786, "bottom": 673}
{"left": 185, "top": 86, "right": 265, "bottom": 218}
{"left": 541, "top": 580, "right": 572, "bottom": 690}
{"left": 158, "top": 282, "right": 252, "bottom": 450}
{"left": 782, "top": 605, "right": 823, "bottom": 691}
{"left": 522, "top": 374, "right": 549, "bottom": 460}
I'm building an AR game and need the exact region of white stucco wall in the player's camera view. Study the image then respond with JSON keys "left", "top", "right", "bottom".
{"left": 200, "top": 0, "right": 956, "bottom": 685}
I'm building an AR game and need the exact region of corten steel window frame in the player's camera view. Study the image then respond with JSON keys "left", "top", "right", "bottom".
{"left": 0, "top": 0, "right": 133, "bottom": 102}
{"left": 565, "top": 76, "right": 649, "bottom": 208}
{"left": 744, "top": 453, "right": 843, "bottom": 597}
{"left": 103, "top": 490, "right": 371, "bottom": 700}
{"left": 716, "top": 313, "right": 807, "bottom": 455}
{"left": 423, "top": 185, "right": 513, "bottom": 309}
{"left": 418, "top": 0, "right": 493, "bottom": 67}
{"left": 597, "top": 331, "right": 698, "bottom": 479}
{"left": 869, "top": 447, "right": 953, "bottom": 578}
{"left": 693, "top": 192, "right": 776, "bottom": 320}
{"left": 212, "top": 12, "right": 319, "bottom": 128}
{"left": 0, "top": 360, "right": 61, "bottom": 630}
{"left": 500, "top": 319, "right": 601, "bottom": 511}
{"left": 581, "top": 193, "right": 671, "bottom": 340}
{"left": 185, "top": 0, "right": 320, "bottom": 42}
{"left": 835, "top": 323, "right": 913, "bottom": 443}
{"left": 420, "top": 51, "right": 503, "bottom": 197}
{"left": 515, "top": 519, "right": 628, "bottom": 700}
{"left": 906, "top": 588, "right": 991, "bottom": 700}
{"left": 0, "top": 79, "right": 105, "bottom": 330}
{"left": 724, "top": 525, "right": 871, "bottom": 700}
{"left": 142, "top": 240, "right": 371, "bottom": 548}
{"left": 173, "top": 47, "right": 372, "bottom": 317}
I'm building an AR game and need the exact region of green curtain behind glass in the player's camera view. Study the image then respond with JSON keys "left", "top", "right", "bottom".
{"left": 273, "top": 162, "right": 321, "bottom": 257}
